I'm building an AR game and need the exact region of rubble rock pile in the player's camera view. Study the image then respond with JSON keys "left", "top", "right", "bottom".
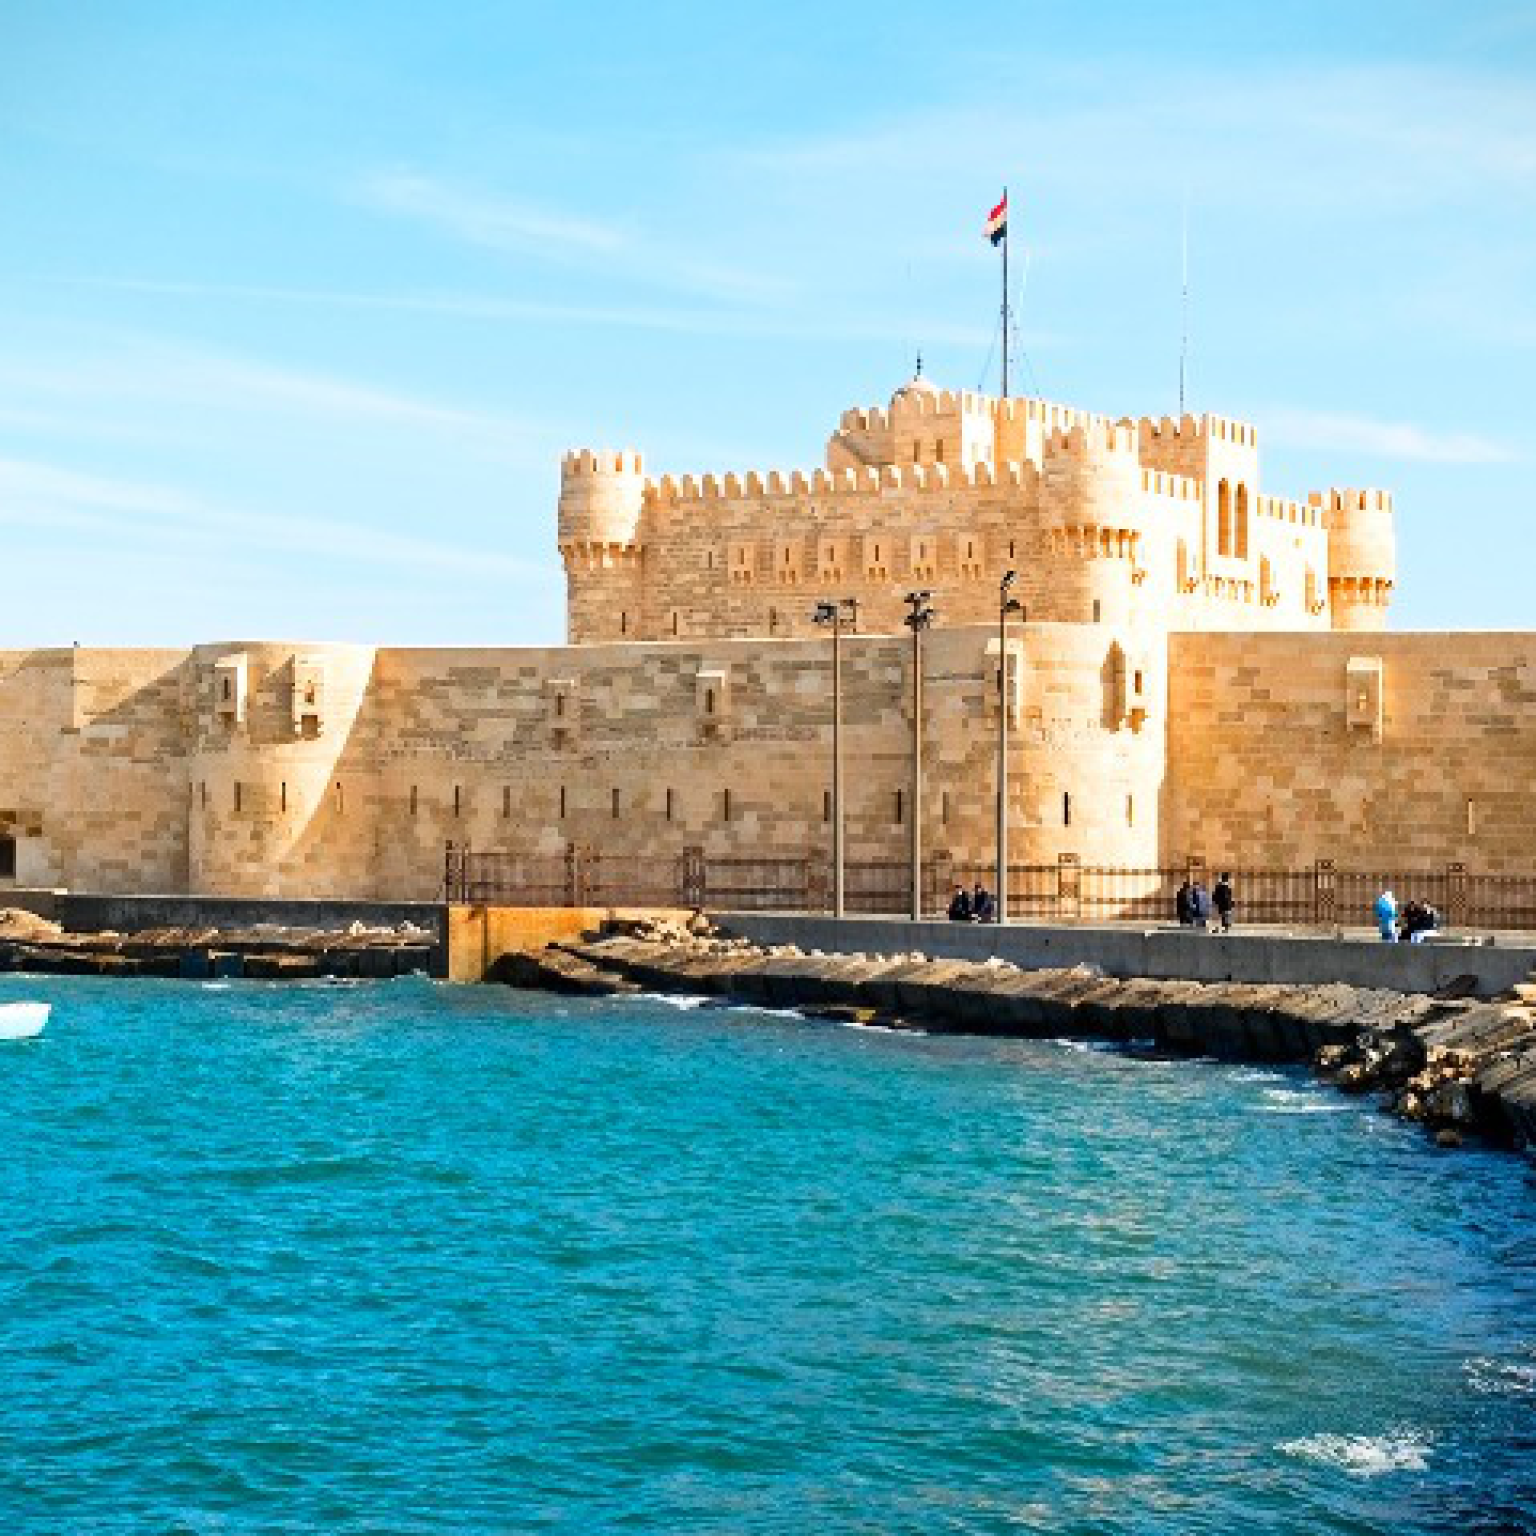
{"left": 1315, "top": 980, "right": 1536, "bottom": 1148}
{"left": 0, "top": 921, "right": 436, "bottom": 980}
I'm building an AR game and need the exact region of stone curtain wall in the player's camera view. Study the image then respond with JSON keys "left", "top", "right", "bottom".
{"left": 0, "top": 648, "right": 190, "bottom": 892}
{"left": 1166, "top": 631, "right": 1536, "bottom": 873}
{"left": 0, "top": 627, "right": 1165, "bottom": 900}
{"left": 3, "top": 627, "right": 1531, "bottom": 902}
{"left": 369, "top": 626, "right": 1164, "bottom": 898}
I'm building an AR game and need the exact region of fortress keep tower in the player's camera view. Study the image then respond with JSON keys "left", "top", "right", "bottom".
{"left": 559, "top": 377, "right": 1393, "bottom": 645}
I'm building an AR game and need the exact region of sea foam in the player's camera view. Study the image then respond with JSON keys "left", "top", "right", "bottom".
{"left": 1278, "top": 1430, "right": 1432, "bottom": 1476}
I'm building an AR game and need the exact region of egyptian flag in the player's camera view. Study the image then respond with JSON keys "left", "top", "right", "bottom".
{"left": 985, "top": 192, "right": 1008, "bottom": 246}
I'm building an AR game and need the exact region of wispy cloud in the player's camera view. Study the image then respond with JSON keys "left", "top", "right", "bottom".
{"left": 358, "top": 171, "right": 625, "bottom": 258}
{"left": 352, "top": 169, "right": 794, "bottom": 306}
{"left": 0, "top": 455, "right": 542, "bottom": 580}
{"left": 23, "top": 275, "right": 993, "bottom": 347}
{"left": 731, "top": 63, "right": 1536, "bottom": 201}
{"left": 0, "top": 336, "right": 548, "bottom": 456}
{"left": 1262, "top": 408, "right": 1519, "bottom": 465}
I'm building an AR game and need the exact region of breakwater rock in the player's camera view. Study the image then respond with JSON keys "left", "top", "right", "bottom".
{"left": 498, "top": 920, "right": 1536, "bottom": 1154}
{"left": 0, "top": 908, "right": 435, "bottom": 980}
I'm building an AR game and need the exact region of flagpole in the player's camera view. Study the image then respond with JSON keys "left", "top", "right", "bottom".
{"left": 1000, "top": 186, "right": 1010, "bottom": 399}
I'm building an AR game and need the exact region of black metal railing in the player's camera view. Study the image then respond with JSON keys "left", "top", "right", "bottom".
{"left": 443, "top": 844, "right": 1536, "bottom": 931}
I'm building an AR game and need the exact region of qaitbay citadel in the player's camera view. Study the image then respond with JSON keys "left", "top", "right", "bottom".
{"left": 0, "top": 370, "right": 1532, "bottom": 903}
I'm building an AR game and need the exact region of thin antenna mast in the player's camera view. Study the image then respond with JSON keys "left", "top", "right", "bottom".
{"left": 1178, "top": 192, "right": 1190, "bottom": 416}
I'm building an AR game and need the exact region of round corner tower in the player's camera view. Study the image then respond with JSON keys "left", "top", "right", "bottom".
{"left": 189, "top": 640, "right": 378, "bottom": 898}
{"left": 558, "top": 448, "right": 646, "bottom": 644}
{"left": 1033, "top": 420, "right": 1149, "bottom": 627}
{"left": 1325, "top": 488, "right": 1395, "bottom": 631}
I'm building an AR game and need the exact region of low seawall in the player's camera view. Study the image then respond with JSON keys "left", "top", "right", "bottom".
{"left": 446, "top": 906, "right": 693, "bottom": 982}
{"left": 712, "top": 914, "right": 1536, "bottom": 999}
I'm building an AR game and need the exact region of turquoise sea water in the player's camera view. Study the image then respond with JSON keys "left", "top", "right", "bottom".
{"left": 1, "top": 975, "right": 1533, "bottom": 1535}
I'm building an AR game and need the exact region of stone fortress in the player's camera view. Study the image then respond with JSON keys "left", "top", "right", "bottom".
{"left": 0, "top": 371, "right": 1531, "bottom": 902}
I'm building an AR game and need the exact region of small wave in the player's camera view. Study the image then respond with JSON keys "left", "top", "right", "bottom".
{"left": 632, "top": 992, "right": 710, "bottom": 1011}
{"left": 1051, "top": 1037, "right": 1176, "bottom": 1062}
{"left": 1052, "top": 1038, "right": 1121, "bottom": 1055}
{"left": 1465, "top": 1354, "right": 1536, "bottom": 1397}
{"left": 1231, "top": 1067, "right": 1286, "bottom": 1084}
{"left": 1278, "top": 1430, "right": 1431, "bottom": 1477}
{"left": 1259, "top": 1088, "right": 1349, "bottom": 1115}
{"left": 731, "top": 1005, "right": 806, "bottom": 1021}
{"left": 837, "top": 1019, "right": 928, "bottom": 1037}
{"left": 199, "top": 981, "right": 233, "bottom": 991}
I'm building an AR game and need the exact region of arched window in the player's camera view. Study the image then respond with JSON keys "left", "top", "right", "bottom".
{"left": 1235, "top": 484, "right": 1250, "bottom": 559}
{"left": 1217, "top": 479, "right": 1232, "bottom": 557}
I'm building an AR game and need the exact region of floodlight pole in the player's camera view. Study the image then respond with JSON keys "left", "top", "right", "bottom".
{"left": 903, "top": 591, "right": 935, "bottom": 923}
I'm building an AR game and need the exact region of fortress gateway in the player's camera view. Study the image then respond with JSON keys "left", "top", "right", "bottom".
{"left": 0, "top": 372, "right": 1532, "bottom": 902}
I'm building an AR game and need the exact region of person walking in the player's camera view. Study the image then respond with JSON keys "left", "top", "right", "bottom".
{"left": 1175, "top": 879, "right": 1194, "bottom": 927}
{"left": 1190, "top": 881, "right": 1213, "bottom": 932}
{"left": 971, "top": 883, "right": 996, "bottom": 924}
{"left": 1212, "top": 872, "right": 1236, "bottom": 933}
{"left": 948, "top": 884, "right": 973, "bottom": 922}
{"left": 1374, "top": 887, "right": 1398, "bottom": 942}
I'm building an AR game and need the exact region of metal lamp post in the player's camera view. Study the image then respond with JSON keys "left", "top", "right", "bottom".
{"left": 996, "top": 571, "right": 1023, "bottom": 924}
{"left": 813, "top": 597, "right": 859, "bottom": 919}
{"left": 903, "top": 590, "right": 936, "bottom": 922}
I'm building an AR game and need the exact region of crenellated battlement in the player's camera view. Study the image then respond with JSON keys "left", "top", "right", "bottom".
{"left": 1136, "top": 413, "right": 1257, "bottom": 449}
{"left": 888, "top": 387, "right": 993, "bottom": 417}
{"left": 1141, "top": 469, "right": 1202, "bottom": 502}
{"left": 1045, "top": 420, "right": 1141, "bottom": 459}
{"left": 1255, "top": 494, "right": 1323, "bottom": 527}
{"left": 561, "top": 448, "right": 645, "bottom": 477}
{"left": 1325, "top": 487, "right": 1394, "bottom": 515}
{"left": 643, "top": 458, "right": 1038, "bottom": 508}
{"left": 838, "top": 405, "right": 892, "bottom": 435}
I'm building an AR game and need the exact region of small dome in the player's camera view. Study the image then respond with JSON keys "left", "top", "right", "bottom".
{"left": 893, "top": 372, "right": 939, "bottom": 402}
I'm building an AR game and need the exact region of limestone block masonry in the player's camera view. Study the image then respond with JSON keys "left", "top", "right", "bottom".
{"left": 0, "top": 373, "right": 1527, "bottom": 901}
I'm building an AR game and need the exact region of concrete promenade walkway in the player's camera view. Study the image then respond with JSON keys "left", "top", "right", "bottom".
{"left": 713, "top": 912, "right": 1536, "bottom": 999}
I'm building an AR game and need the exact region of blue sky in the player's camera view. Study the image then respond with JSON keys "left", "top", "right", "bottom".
{"left": 1, "top": 1, "right": 1532, "bottom": 645}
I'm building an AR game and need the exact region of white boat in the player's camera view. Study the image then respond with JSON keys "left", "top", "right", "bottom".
{"left": 0, "top": 1002, "right": 49, "bottom": 1040}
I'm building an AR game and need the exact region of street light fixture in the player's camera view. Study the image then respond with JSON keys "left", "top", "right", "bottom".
{"left": 997, "top": 570, "right": 1024, "bottom": 924}
{"left": 813, "top": 597, "right": 859, "bottom": 919}
{"left": 903, "top": 590, "right": 936, "bottom": 922}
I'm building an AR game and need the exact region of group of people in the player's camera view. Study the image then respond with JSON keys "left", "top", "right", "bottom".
{"left": 942, "top": 870, "right": 1441, "bottom": 943}
{"left": 1175, "top": 873, "right": 1236, "bottom": 932}
{"left": 1373, "top": 888, "right": 1441, "bottom": 944}
{"left": 948, "top": 883, "right": 997, "bottom": 923}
